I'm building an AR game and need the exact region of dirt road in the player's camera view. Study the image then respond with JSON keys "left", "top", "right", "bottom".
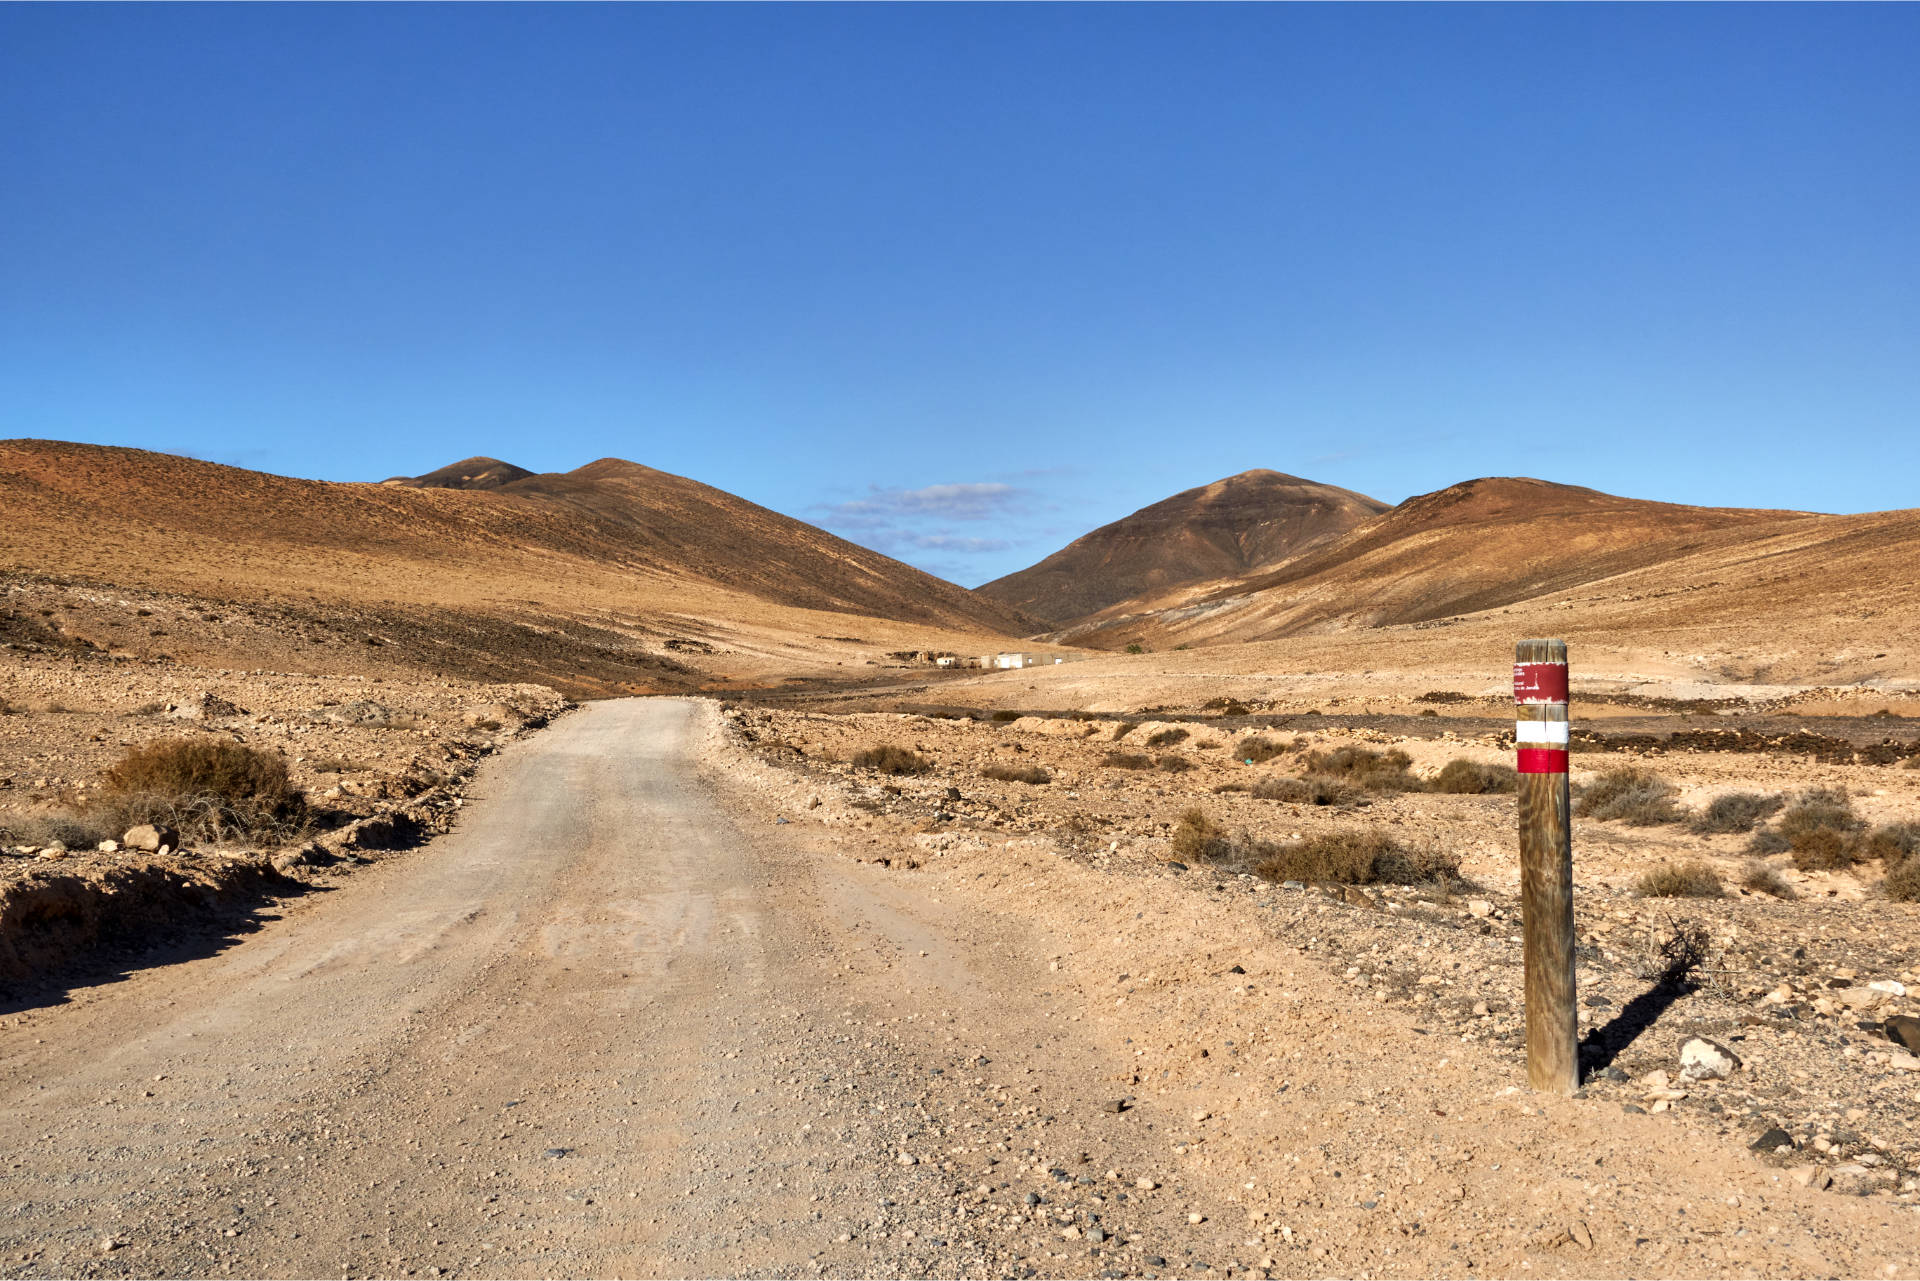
{"left": 5, "top": 698, "right": 1918, "bottom": 1281}
{"left": 0, "top": 700, "right": 1263, "bottom": 1280}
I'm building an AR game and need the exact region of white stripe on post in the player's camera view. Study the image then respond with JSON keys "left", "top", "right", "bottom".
{"left": 1515, "top": 720, "right": 1571, "bottom": 744}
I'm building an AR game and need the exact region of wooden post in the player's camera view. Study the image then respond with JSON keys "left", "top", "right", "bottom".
{"left": 1514, "top": 639, "right": 1577, "bottom": 1094}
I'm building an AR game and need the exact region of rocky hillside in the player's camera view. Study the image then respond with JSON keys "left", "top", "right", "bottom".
{"left": 0, "top": 440, "right": 1032, "bottom": 695}
{"left": 976, "top": 470, "right": 1385, "bottom": 627}
{"left": 1055, "top": 476, "right": 1920, "bottom": 655}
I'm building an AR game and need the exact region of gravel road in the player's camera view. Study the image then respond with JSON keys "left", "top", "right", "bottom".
{"left": 0, "top": 700, "right": 1246, "bottom": 1280}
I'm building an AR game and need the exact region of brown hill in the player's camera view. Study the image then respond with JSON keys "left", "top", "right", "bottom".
{"left": 0, "top": 440, "right": 1033, "bottom": 696}
{"left": 976, "top": 470, "right": 1386, "bottom": 627}
{"left": 1059, "top": 476, "right": 1820, "bottom": 649}
{"left": 392, "top": 456, "right": 535, "bottom": 490}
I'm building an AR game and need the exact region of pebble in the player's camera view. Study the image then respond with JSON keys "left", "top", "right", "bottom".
{"left": 97, "top": 1239, "right": 120, "bottom": 1254}
{"left": 896, "top": 1153, "right": 917, "bottom": 1166}
{"left": 1188, "top": 1212, "right": 1206, "bottom": 1224}
{"left": 1146, "top": 1256, "right": 1167, "bottom": 1268}
{"left": 1135, "top": 1178, "right": 1158, "bottom": 1190}
{"left": 1103, "top": 1099, "right": 1128, "bottom": 1114}
{"left": 543, "top": 1148, "right": 570, "bottom": 1158}
{"left": 1749, "top": 1127, "right": 1795, "bottom": 1154}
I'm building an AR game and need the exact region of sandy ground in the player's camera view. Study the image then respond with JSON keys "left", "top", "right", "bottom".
{"left": 0, "top": 698, "right": 1914, "bottom": 1280}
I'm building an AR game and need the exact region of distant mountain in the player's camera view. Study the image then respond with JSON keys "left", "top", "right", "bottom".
{"left": 0, "top": 441, "right": 1032, "bottom": 695}
{"left": 1059, "top": 476, "right": 1814, "bottom": 649}
{"left": 391, "top": 456, "right": 535, "bottom": 491}
{"left": 976, "top": 470, "right": 1386, "bottom": 627}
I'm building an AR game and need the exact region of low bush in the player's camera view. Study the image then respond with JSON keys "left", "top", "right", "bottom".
{"left": 1145, "top": 727, "right": 1189, "bottom": 748}
{"left": 1251, "top": 775, "right": 1353, "bottom": 806}
{"left": 1251, "top": 830, "right": 1460, "bottom": 887}
{"left": 1156, "top": 756, "right": 1194, "bottom": 774}
{"left": 128, "top": 701, "right": 167, "bottom": 717}
{"left": 1124, "top": 643, "right": 1145, "bottom": 655}
{"left": 1427, "top": 759, "right": 1517, "bottom": 795}
{"left": 1170, "top": 808, "right": 1232, "bottom": 863}
{"left": 1740, "top": 859, "right": 1796, "bottom": 899}
{"left": 1886, "top": 855, "right": 1920, "bottom": 903}
{"left": 1100, "top": 752, "right": 1154, "bottom": 770}
{"left": 1635, "top": 860, "right": 1725, "bottom": 898}
{"left": 1211, "top": 782, "right": 1247, "bottom": 794}
{"left": 1298, "top": 745, "right": 1420, "bottom": 793}
{"left": 1236, "top": 735, "right": 1289, "bottom": 764}
{"left": 983, "top": 763, "right": 1051, "bottom": 785}
{"left": 92, "top": 737, "right": 308, "bottom": 843}
{"left": 990, "top": 710, "right": 1020, "bottom": 723}
{"left": 0, "top": 811, "right": 117, "bottom": 850}
{"left": 1776, "top": 787, "right": 1863, "bottom": 870}
{"left": 1202, "top": 696, "right": 1250, "bottom": 716}
{"left": 1690, "top": 791, "right": 1784, "bottom": 835}
{"left": 1575, "top": 766, "right": 1685, "bottom": 825}
{"left": 851, "top": 744, "right": 932, "bottom": 776}
{"left": 1859, "top": 822, "right": 1920, "bottom": 864}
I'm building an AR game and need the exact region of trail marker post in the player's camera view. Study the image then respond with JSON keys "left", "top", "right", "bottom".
{"left": 1514, "top": 638, "right": 1578, "bottom": 1094}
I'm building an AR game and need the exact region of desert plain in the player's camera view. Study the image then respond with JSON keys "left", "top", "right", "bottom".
{"left": 1, "top": 441, "right": 1918, "bottom": 1280}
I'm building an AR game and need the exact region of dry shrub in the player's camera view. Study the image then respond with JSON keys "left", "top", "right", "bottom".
{"left": 1298, "top": 745, "right": 1419, "bottom": 793}
{"left": 1859, "top": 822, "right": 1920, "bottom": 864}
{"left": 1100, "top": 752, "right": 1154, "bottom": 770}
{"left": 1146, "top": 727, "right": 1189, "bottom": 748}
{"left": 1428, "top": 759, "right": 1517, "bottom": 795}
{"left": 309, "top": 756, "right": 363, "bottom": 775}
{"left": 1170, "top": 808, "right": 1233, "bottom": 863}
{"left": 990, "top": 710, "right": 1020, "bottom": 723}
{"left": 1251, "top": 830, "right": 1459, "bottom": 887}
{"left": 851, "top": 744, "right": 932, "bottom": 776}
{"left": 1740, "top": 859, "right": 1796, "bottom": 899}
{"left": 1251, "top": 775, "right": 1353, "bottom": 806}
{"left": 1575, "top": 766, "right": 1684, "bottom": 825}
{"left": 92, "top": 737, "right": 308, "bottom": 843}
{"left": 1, "top": 811, "right": 117, "bottom": 850}
{"left": 983, "top": 763, "right": 1051, "bottom": 785}
{"left": 1635, "top": 860, "right": 1725, "bottom": 898}
{"left": 1886, "top": 856, "right": 1920, "bottom": 903}
{"left": 1691, "top": 791, "right": 1784, "bottom": 835}
{"left": 1203, "top": 697, "right": 1251, "bottom": 716}
{"left": 1212, "top": 781, "right": 1247, "bottom": 794}
{"left": 1776, "top": 787, "right": 1862, "bottom": 870}
{"left": 1155, "top": 756, "right": 1194, "bottom": 774}
{"left": 1236, "top": 735, "right": 1288, "bottom": 764}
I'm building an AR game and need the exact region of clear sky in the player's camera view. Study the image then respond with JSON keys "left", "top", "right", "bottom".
{"left": 4, "top": 4, "right": 1916, "bottom": 586}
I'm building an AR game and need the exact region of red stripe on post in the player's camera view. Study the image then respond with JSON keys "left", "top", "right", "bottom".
{"left": 1516, "top": 747, "right": 1569, "bottom": 774}
{"left": 1514, "top": 662, "right": 1569, "bottom": 703}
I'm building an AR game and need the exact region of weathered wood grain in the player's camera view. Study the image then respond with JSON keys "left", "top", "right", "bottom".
{"left": 1515, "top": 638, "right": 1577, "bottom": 1094}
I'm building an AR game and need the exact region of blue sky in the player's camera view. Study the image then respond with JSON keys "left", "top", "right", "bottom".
{"left": 3, "top": 5, "right": 1915, "bottom": 586}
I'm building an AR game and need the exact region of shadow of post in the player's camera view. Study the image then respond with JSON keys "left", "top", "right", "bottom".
{"left": 1576, "top": 919, "right": 1710, "bottom": 1081}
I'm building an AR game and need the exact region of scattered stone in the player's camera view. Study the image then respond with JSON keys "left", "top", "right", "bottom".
{"left": 1187, "top": 1213, "right": 1206, "bottom": 1224}
{"left": 543, "top": 1147, "right": 571, "bottom": 1158}
{"left": 1103, "top": 1099, "right": 1129, "bottom": 1114}
{"left": 1087, "top": 1226, "right": 1107, "bottom": 1244}
{"left": 896, "top": 1152, "right": 917, "bottom": 1166}
{"left": 1679, "top": 1038, "right": 1741, "bottom": 1082}
{"left": 1749, "top": 1127, "right": 1795, "bottom": 1155}
{"left": 97, "top": 1239, "right": 120, "bottom": 1254}
{"left": 121, "top": 824, "right": 179, "bottom": 852}
{"left": 95, "top": 839, "right": 119, "bottom": 853}
{"left": 1792, "top": 1166, "right": 1831, "bottom": 1190}
{"left": 1146, "top": 1256, "right": 1167, "bottom": 1268}
{"left": 1467, "top": 899, "right": 1494, "bottom": 918}
{"left": 1135, "top": 1178, "right": 1158, "bottom": 1190}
